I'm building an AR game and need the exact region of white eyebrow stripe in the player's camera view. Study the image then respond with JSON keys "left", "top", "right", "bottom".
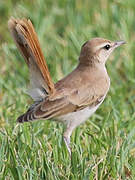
{"left": 95, "top": 42, "right": 111, "bottom": 51}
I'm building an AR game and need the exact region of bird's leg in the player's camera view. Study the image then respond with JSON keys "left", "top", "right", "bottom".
{"left": 63, "top": 125, "right": 75, "bottom": 156}
{"left": 63, "top": 135, "right": 71, "bottom": 156}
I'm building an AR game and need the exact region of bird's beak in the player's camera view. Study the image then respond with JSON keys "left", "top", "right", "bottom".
{"left": 114, "top": 40, "right": 126, "bottom": 48}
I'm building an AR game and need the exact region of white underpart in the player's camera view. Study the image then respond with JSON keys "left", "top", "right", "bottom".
{"left": 58, "top": 95, "right": 106, "bottom": 138}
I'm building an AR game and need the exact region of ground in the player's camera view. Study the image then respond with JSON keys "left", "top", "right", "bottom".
{"left": 0, "top": 0, "right": 135, "bottom": 179}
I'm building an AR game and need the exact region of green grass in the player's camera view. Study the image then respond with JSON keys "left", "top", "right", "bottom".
{"left": 0, "top": 0, "right": 135, "bottom": 179}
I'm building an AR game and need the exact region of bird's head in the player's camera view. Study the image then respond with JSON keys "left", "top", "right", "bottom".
{"left": 79, "top": 38, "right": 125, "bottom": 65}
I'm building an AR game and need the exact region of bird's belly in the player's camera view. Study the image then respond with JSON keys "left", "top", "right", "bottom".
{"left": 57, "top": 102, "right": 103, "bottom": 128}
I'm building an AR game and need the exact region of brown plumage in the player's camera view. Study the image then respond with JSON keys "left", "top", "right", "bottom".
{"left": 8, "top": 17, "right": 125, "bottom": 155}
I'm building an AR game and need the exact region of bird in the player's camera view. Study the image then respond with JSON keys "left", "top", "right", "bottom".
{"left": 8, "top": 17, "right": 125, "bottom": 155}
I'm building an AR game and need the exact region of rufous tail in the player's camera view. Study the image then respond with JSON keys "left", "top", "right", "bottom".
{"left": 8, "top": 17, "right": 55, "bottom": 100}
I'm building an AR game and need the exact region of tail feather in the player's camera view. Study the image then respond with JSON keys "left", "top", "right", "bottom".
{"left": 17, "top": 109, "right": 37, "bottom": 123}
{"left": 8, "top": 17, "right": 55, "bottom": 101}
{"left": 17, "top": 101, "right": 42, "bottom": 123}
{"left": 17, "top": 114, "right": 28, "bottom": 123}
{"left": 17, "top": 113, "right": 34, "bottom": 123}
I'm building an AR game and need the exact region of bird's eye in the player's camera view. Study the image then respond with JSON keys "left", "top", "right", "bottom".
{"left": 104, "top": 44, "right": 111, "bottom": 50}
